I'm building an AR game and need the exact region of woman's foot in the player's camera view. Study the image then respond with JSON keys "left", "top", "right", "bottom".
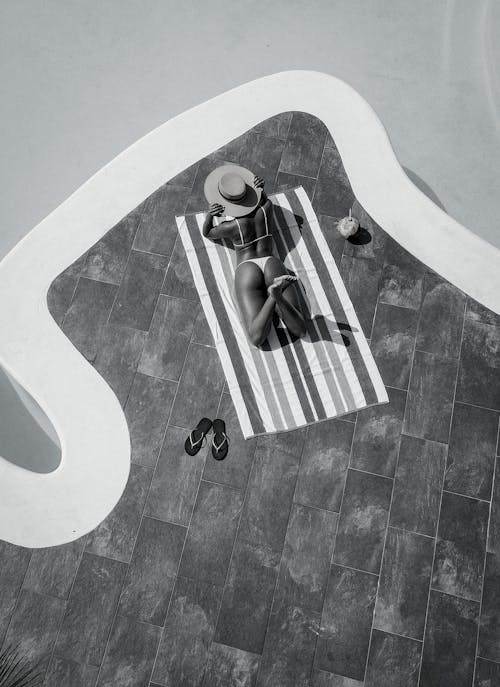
{"left": 268, "top": 275, "right": 296, "bottom": 300}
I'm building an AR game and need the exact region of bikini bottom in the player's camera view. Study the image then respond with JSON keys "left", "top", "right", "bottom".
{"left": 236, "top": 256, "right": 272, "bottom": 273}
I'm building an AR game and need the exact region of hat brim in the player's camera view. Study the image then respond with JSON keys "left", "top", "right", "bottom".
{"left": 204, "top": 164, "right": 262, "bottom": 218}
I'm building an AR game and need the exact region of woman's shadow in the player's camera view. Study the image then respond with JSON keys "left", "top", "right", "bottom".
{"left": 261, "top": 203, "right": 358, "bottom": 351}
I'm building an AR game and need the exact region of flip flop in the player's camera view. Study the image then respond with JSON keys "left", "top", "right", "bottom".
{"left": 184, "top": 418, "right": 212, "bottom": 456}
{"left": 211, "top": 418, "right": 229, "bottom": 461}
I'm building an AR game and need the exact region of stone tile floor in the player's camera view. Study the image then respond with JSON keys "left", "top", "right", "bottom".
{"left": 1, "top": 112, "right": 500, "bottom": 687}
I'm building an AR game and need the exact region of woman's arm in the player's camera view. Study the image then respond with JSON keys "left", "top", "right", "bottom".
{"left": 202, "top": 203, "right": 237, "bottom": 241}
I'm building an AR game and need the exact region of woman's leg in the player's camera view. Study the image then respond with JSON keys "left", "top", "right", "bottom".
{"left": 264, "top": 257, "right": 307, "bottom": 339}
{"left": 235, "top": 262, "right": 277, "bottom": 347}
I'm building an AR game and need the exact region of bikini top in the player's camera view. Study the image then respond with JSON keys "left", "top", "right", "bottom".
{"left": 232, "top": 205, "right": 271, "bottom": 250}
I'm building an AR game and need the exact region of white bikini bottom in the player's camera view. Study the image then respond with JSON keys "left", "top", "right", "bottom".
{"left": 236, "top": 256, "right": 272, "bottom": 273}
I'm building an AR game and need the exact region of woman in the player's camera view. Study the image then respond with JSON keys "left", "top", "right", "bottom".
{"left": 202, "top": 165, "right": 307, "bottom": 348}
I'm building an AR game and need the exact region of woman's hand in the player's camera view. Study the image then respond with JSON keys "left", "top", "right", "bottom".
{"left": 253, "top": 175, "right": 265, "bottom": 189}
{"left": 209, "top": 203, "right": 225, "bottom": 217}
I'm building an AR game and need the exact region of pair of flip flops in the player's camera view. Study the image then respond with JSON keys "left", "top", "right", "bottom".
{"left": 184, "top": 417, "right": 229, "bottom": 461}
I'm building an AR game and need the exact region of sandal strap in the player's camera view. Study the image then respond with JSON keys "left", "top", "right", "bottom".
{"left": 212, "top": 432, "right": 228, "bottom": 452}
{"left": 189, "top": 430, "right": 205, "bottom": 449}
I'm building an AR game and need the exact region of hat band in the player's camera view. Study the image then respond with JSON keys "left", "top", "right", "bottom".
{"left": 218, "top": 180, "right": 247, "bottom": 201}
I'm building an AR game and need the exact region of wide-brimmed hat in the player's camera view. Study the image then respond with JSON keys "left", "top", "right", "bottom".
{"left": 204, "top": 165, "right": 261, "bottom": 217}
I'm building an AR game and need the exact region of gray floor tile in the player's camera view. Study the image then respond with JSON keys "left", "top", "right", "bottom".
{"left": 370, "top": 302, "right": 419, "bottom": 389}
{"left": 456, "top": 318, "right": 500, "bottom": 411}
{"left": 167, "top": 160, "right": 199, "bottom": 189}
{"left": 44, "top": 657, "right": 98, "bottom": 687}
{"left": 280, "top": 111, "right": 327, "bottom": 178}
{"left": 339, "top": 255, "right": 381, "bottom": 337}
{"left": 258, "top": 598, "right": 320, "bottom": 687}
{"left": 161, "top": 232, "right": 200, "bottom": 302}
{"left": 333, "top": 468, "right": 392, "bottom": 574}
{"left": 403, "top": 350, "right": 458, "bottom": 443}
{"left": 2, "top": 589, "right": 65, "bottom": 671}
{"left": 310, "top": 670, "right": 363, "bottom": 686}
{"left": 152, "top": 576, "right": 222, "bottom": 686}
{"left": 432, "top": 491, "right": 489, "bottom": 601}
{"left": 62, "top": 277, "right": 118, "bottom": 361}
{"left": 93, "top": 325, "right": 146, "bottom": 407}
{"left": 202, "top": 393, "right": 257, "bottom": 490}
{"left": 378, "top": 238, "right": 425, "bottom": 310}
{"left": 474, "top": 657, "right": 500, "bottom": 686}
{"left": 47, "top": 271, "right": 79, "bottom": 326}
{"left": 109, "top": 250, "right": 168, "bottom": 331}
{"left": 133, "top": 182, "right": 191, "bottom": 257}
{"left": 179, "top": 481, "right": 244, "bottom": 586}
{"left": 241, "top": 133, "right": 286, "bottom": 190}
{"left": 239, "top": 431, "right": 305, "bottom": 551}
{"left": 365, "top": 629, "right": 421, "bottom": 687}
{"left": 274, "top": 171, "right": 316, "bottom": 199}
{"left": 479, "top": 553, "right": 500, "bottom": 662}
{"left": 214, "top": 539, "right": 280, "bottom": 654}
{"left": 253, "top": 112, "right": 292, "bottom": 140}
{"left": 81, "top": 209, "right": 142, "bottom": 284}
{"left": 119, "top": 516, "right": 185, "bottom": 626}
{"left": 315, "top": 564, "right": 378, "bottom": 681}
{"left": 416, "top": 273, "right": 466, "bottom": 358}
{"left": 317, "top": 215, "right": 345, "bottom": 266}
{"left": 389, "top": 434, "right": 447, "bottom": 537}
{"left": 444, "top": 402, "right": 498, "bottom": 500}
{"left": 374, "top": 528, "right": 434, "bottom": 640}
{"left": 350, "top": 386, "right": 406, "bottom": 477}
{"left": 138, "top": 294, "right": 198, "bottom": 381}
{"left": 466, "top": 297, "right": 500, "bottom": 328}
{"left": 488, "top": 456, "right": 500, "bottom": 555}
{"left": 96, "top": 615, "right": 161, "bottom": 687}
{"left": 0, "top": 541, "right": 31, "bottom": 645}
{"left": 23, "top": 537, "right": 85, "bottom": 599}
{"left": 420, "top": 590, "right": 478, "bottom": 687}
{"left": 275, "top": 503, "right": 337, "bottom": 612}
{"left": 85, "top": 463, "right": 152, "bottom": 562}
{"left": 55, "top": 553, "right": 127, "bottom": 666}
{"left": 294, "top": 419, "right": 353, "bottom": 512}
{"left": 203, "top": 643, "right": 260, "bottom": 687}
{"left": 169, "top": 343, "right": 224, "bottom": 430}
{"left": 343, "top": 201, "right": 388, "bottom": 265}
{"left": 314, "top": 146, "right": 354, "bottom": 219}
{"left": 124, "top": 372, "right": 177, "bottom": 468}
{"left": 145, "top": 425, "right": 206, "bottom": 526}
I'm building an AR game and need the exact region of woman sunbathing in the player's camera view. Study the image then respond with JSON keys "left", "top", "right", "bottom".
{"left": 203, "top": 165, "right": 307, "bottom": 348}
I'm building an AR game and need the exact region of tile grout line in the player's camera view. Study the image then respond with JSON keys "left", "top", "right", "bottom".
{"left": 472, "top": 419, "right": 499, "bottom": 684}
{"left": 148, "top": 301, "right": 222, "bottom": 686}
{"left": 43, "top": 534, "right": 89, "bottom": 682}
{"left": 310, "top": 414, "right": 357, "bottom": 678}
{"left": 254, "top": 435, "right": 308, "bottom": 686}
{"left": 195, "top": 432, "right": 259, "bottom": 685}
{"left": 0, "top": 547, "right": 34, "bottom": 656}
{"left": 416, "top": 297, "right": 466, "bottom": 687}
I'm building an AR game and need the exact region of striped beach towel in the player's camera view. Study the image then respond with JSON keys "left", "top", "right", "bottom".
{"left": 177, "top": 186, "right": 388, "bottom": 438}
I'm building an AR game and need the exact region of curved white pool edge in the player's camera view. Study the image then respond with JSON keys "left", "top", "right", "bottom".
{"left": 1, "top": 70, "right": 498, "bottom": 548}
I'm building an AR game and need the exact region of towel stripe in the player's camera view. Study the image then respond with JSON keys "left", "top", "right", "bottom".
{"left": 182, "top": 215, "right": 267, "bottom": 433}
{"left": 207, "top": 218, "right": 309, "bottom": 429}
{"left": 198, "top": 216, "right": 287, "bottom": 431}
{"left": 273, "top": 197, "right": 363, "bottom": 413}
{"left": 177, "top": 217, "right": 256, "bottom": 436}
{"left": 281, "top": 190, "right": 377, "bottom": 406}
{"left": 293, "top": 187, "right": 387, "bottom": 404}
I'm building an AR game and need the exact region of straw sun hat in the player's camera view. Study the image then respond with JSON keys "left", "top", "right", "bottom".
{"left": 204, "top": 165, "right": 262, "bottom": 218}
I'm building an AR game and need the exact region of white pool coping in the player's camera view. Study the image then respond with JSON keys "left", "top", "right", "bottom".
{"left": 1, "top": 70, "right": 499, "bottom": 548}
